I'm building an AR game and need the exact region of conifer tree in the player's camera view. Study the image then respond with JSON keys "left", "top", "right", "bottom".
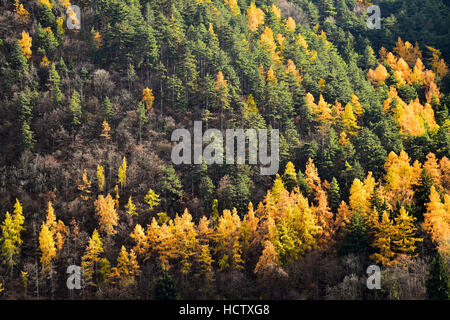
{"left": 94, "top": 194, "right": 118, "bottom": 236}
{"left": 144, "top": 188, "right": 160, "bottom": 211}
{"left": 82, "top": 229, "right": 105, "bottom": 287}
{"left": 39, "top": 223, "right": 56, "bottom": 275}
{"left": 117, "top": 157, "right": 127, "bottom": 190}
{"left": 97, "top": 165, "right": 105, "bottom": 192}
{"left": 0, "top": 199, "right": 25, "bottom": 271}
{"left": 282, "top": 162, "right": 298, "bottom": 192}
{"left": 125, "top": 196, "right": 137, "bottom": 216}
{"left": 426, "top": 252, "right": 450, "bottom": 300}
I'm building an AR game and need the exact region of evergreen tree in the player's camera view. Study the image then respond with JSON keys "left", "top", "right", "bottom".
{"left": 328, "top": 177, "right": 341, "bottom": 212}
{"left": 426, "top": 252, "right": 450, "bottom": 300}
{"left": 154, "top": 266, "right": 177, "bottom": 300}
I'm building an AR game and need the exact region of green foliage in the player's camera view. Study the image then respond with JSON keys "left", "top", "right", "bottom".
{"left": 154, "top": 266, "right": 177, "bottom": 300}
{"left": 338, "top": 213, "right": 370, "bottom": 259}
{"left": 426, "top": 252, "right": 450, "bottom": 300}
{"left": 328, "top": 177, "right": 340, "bottom": 212}
{"left": 69, "top": 90, "right": 82, "bottom": 130}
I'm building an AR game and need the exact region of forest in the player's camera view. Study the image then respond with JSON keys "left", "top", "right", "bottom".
{"left": 0, "top": 0, "right": 449, "bottom": 300}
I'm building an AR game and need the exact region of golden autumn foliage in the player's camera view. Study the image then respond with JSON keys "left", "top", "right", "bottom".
{"left": 286, "top": 17, "right": 296, "bottom": 32}
{"left": 40, "top": 56, "right": 51, "bottom": 67}
{"left": 370, "top": 207, "right": 422, "bottom": 266}
{"left": 144, "top": 188, "right": 160, "bottom": 211}
{"left": 225, "top": 0, "right": 240, "bottom": 15}
{"left": 383, "top": 87, "right": 438, "bottom": 136}
{"left": 38, "top": 0, "right": 53, "bottom": 10}
{"left": 44, "top": 202, "right": 68, "bottom": 254}
{"left": 367, "top": 64, "right": 388, "bottom": 85}
{"left": 117, "top": 157, "right": 127, "bottom": 190}
{"left": 384, "top": 150, "right": 421, "bottom": 205}
{"left": 254, "top": 240, "right": 280, "bottom": 281}
{"left": 305, "top": 93, "right": 333, "bottom": 132}
{"left": 393, "top": 37, "right": 422, "bottom": 68}
{"left": 247, "top": 2, "right": 264, "bottom": 32}
{"left": 39, "top": 223, "right": 56, "bottom": 274}
{"left": 1, "top": 199, "right": 25, "bottom": 268}
{"left": 78, "top": 169, "right": 92, "bottom": 201}
{"left": 423, "top": 186, "right": 450, "bottom": 257}
{"left": 260, "top": 27, "right": 280, "bottom": 63}
{"left": 426, "top": 46, "right": 449, "bottom": 78}
{"left": 100, "top": 120, "right": 111, "bottom": 140}
{"left": 125, "top": 196, "right": 137, "bottom": 216}
{"left": 349, "top": 173, "right": 376, "bottom": 220}
{"left": 82, "top": 229, "right": 104, "bottom": 286}
{"left": 109, "top": 246, "right": 140, "bottom": 286}
{"left": 341, "top": 103, "right": 360, "bottom": 136}
{"left": 286, "top": 59, "right": 302, "bottom": 85}
{"left": 94, "top": 194, "right": 118, "bottom": 236}
{"left": 96, "top": 165, "right": 105, "bottom": 192}
{"left": 215, "top": 209, "right": 244, "bottom": 271}
{"left": 215, "top": 71, "right": 228, "bottom": 90}
{"left": 14, "top": 0, "right": 29, "bottom": 23}
{"left": 18, "top": 31, "right": 32, "bottom": 59}
{"left": 423, "top": 153, "right": 443, "bottom": 190}
{"left": 142, "top": 88, "right": 154, "bottom": 111}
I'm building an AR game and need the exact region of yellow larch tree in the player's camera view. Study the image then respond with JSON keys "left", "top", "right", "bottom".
{"left": 172, "top": 209, "right": 198, "bottom": 275}
{"left": 370, "top": 211, "right": 396, "bottom": 266}
{"left": 286, "top": 17, "right": 296, "bottom": 32}
{"left": 130, "top": 224, "right": 148, "bottom": 258}
{"left": 423, "top": 153, "right": 443, "bottom": 190}
{"left": 44, "top": 201, "right": 68, "bottom": 255}
{"left": 392, "top": 207, "right": 422, "bottom": 257}
{"left": 225, "top": 0, "right": 240, "bottom": 15}
{"left": 247, "top": 2, "right": 264, "bottom": 32}
{"left": 39, "top": 223, "right": 56, "bottom": 275}
{"left": 78, "top": 169, "right": 92, "bottom": 201}
{"left": 144, "top": 188, "right": 160, "bottom": 210}
{"left": 426, "top": 45, "right": 449, "bottom": 78}
{"left": 0, "top": 199, "right": 25, "bottom": 270}
{"left": 125, "top": 196, "right": 137, "bottom": 216}
{"left": 109, "top": 246, "right": 140, "bottom": 286}
{"left": 351, "top": 94, "right": 363, "bottom": 117}
{"left": 367, "top": 64, "right": 388, "bottom": 85}
{"left": 335, "top": 201, "right": 352, "bottom": 233}
{"left": 100, "top": 120, "right": 111, "bottom": 140}
{"left": 81, "top": 229, "right": 105, "bottom": 286}
{"left": 142, "top": 88, "right": 154, "bottom": 111}
{"left": 241, "top": 202, "right": 260, "bottom": 259}
{"left": 271, "top": 4, "right": 281, "bottom": 19}
{"left": 96, "top": 165, "right": 105, "bottom": 192}
{"left": 384, "top": 150, "right": 421, "bottom": 205}
{"left": 439, "top": 157, "right": 450, "bottom": 193}
{"left": 117, "top": 157, "right": 127, "bottom": 190}
{"left": 14, "top": 1, "right": 30, "bottom": 23}
{"left": 94, "top": 194, "right": 118, "bottom": 236}
{"left": 215, "top": 209, "right": 244, "bottom": 271}
{"left": 254, "top": 240, "right": 280, "bottom": 281}
{"left": 341, "top": 103, "right": 360, "bottom": 136}
{"left": 349, "top": 172, "right": 376, "bottom": 221}
{"left": 393, "top": 37, "right": 422, "bottom": 67}
{"left": 18, "top": 31, "right": 32, "bottom": 59}
{"left": 423, "top": 186, "right": 450, "bottom": 257}
{"left": 286, "top": 60, "right": 302, "bottom": 85}
{"left": 305, "top": 157, "right": 322, "bottom": 195}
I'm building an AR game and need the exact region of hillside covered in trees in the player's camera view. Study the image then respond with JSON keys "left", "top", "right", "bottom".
{"left": 0, "top": 0, "right": 449, "bottom": 300}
